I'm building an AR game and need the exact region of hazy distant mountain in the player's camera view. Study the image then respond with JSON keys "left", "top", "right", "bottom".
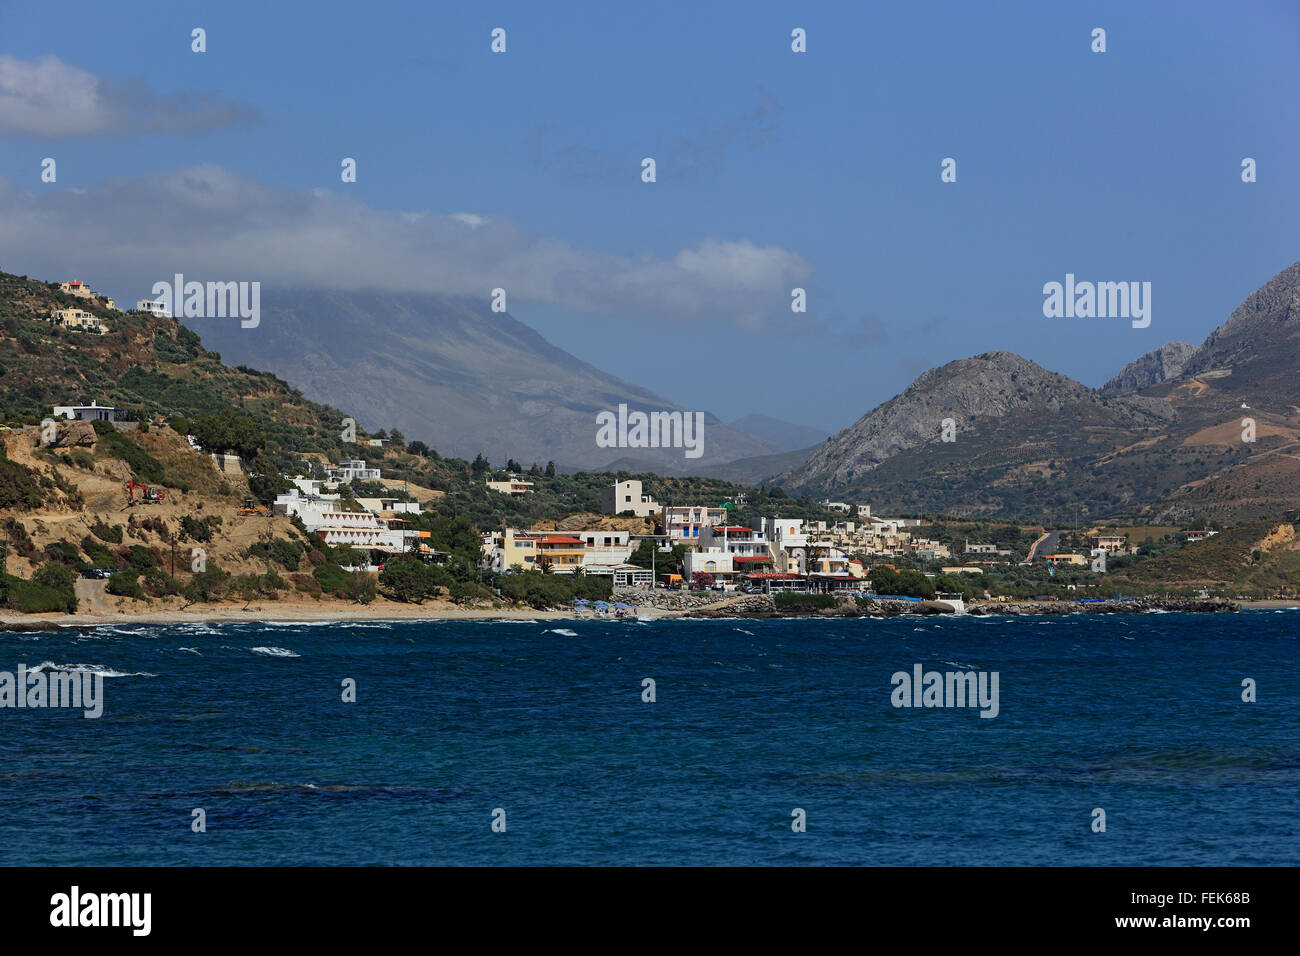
{"left": 185, "top": 289, "right": 778, "bottom": 471}
{"left": 726, "top": 414, "right": 826, "bottom": 453}
{"left": 780, "top": 263, "right": 1300, "bottom": 523}
{"left": 1101, "top": 341, "right": 1196, "bottom": 393}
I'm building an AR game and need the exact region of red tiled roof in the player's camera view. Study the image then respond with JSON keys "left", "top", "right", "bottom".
{"left": 713, "top": 526, "right": 753, "bottom": 534}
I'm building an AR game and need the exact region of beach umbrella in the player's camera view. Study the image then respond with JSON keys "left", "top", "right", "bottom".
{"left": 613, "top": 603, "right": 633, "bottom": 610}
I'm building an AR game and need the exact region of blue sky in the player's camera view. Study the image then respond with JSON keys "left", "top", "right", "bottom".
{"left": 1, "top": 0, "right": 1297, "bottom": 433}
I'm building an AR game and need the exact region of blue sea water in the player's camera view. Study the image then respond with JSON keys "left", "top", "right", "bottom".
{"left": 1, "top": 610, "right": 1296, "bottom": 866}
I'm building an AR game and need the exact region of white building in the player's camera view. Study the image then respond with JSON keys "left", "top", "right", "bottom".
{"left": 600, "top": 479, "right": 659, "bottom": 518}
{"left": 684, "top": 525, "right": 773, "bottom": 579}
{"left": 486, "top": 477, "right": 535, "bottom": 496}
{"left": 53, "top": 401, "right": 122, "bottom": 423}
{"left": 135, "top": 298, "right": 172, "bottom": 317}
{"left": 328, "top": 459, "right": 382, "bottom": 482}
{"left": 274, "top": 489, "right": 413, "bottom": 552}
{"left": 756, "top": 517, "right": 809, "bottom": 572}
{"left": 583, "top": 563, "right": 653, "bottom": 587}
{"left": 355, "top": 496, "right": 421, "bottom": 516}
{"left": 575, "top": 529, "right": 634, "bottom": 570}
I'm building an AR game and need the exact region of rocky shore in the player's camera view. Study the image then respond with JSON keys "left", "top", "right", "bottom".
{"left": 611, "top": 588, "right": 1242, "bottom": 619}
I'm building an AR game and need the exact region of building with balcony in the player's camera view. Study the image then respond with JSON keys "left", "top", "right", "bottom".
{"left": 662, "top": 505, "right": 727, "bottom": 544}
{"left": 534, "top": 535, "right": 586, "bottom": 573}
{"left": 136, "top": 298, "right": 172, "bottom": 317}
{"left": 49, "top": 309, "right": 108, "bottom": 333}
{"left": 328, "top": 459, "right": 382, "bottom": 482}
{"left": 486, "top": 477, "right": 535, "bottom": 496}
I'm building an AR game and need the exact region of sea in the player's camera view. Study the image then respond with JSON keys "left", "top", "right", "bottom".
{"left": 1, "top": 610, "right": 1296, "bottom": 866}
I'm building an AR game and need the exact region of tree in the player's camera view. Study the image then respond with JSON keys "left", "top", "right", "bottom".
{"left": 34, "top": 561, "right": 76, "bottom": 591}
{"left": 471, "top": 453, "right": 491, "bottom": 474}
{"left": 236, "top": 575, "right": 260, "bottom": 610}
{"left": 379, "top": 558, "right": 432, "bottom": 603}
{"left": 407, "top": 440, "right": 431, "bottom": 458}
{"left": 248, "top": 455, "right": 291, "bottom": 503}
{"left": 190, "top": 410, "right": 265, "bottom": 460}
{"left": 545, "top": 461, "right": 556, "bottom": 477}
{"left": 345, "top": 572, "right": 378, "bottom": 605}
{"left": 691, "top": 571, "right": 715, "bottom": 589}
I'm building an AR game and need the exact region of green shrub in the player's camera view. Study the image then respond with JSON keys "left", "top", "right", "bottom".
{"left": 43, "top": 540, "right": 80, "bottom": 565}
{"left": 80, "top": 536, "right": 117, "bottom": 569}
{"left": 91, "top": 520, "right": 123, "bottom": 544}
{"left": 91, "top": 420, "right": 165, "bottom": 484}
{"left": 106, "top": 571, "right": 145, "bottom": 599}
{"left": 0, "top": 446, "right": 43, "bottom": 510}
{"left": 345, "top": 572, "right": 378, "bottom": 604}
{"left": 142, "top": 568, "right": 183, "bottom": 597}
{"left": 34, "top": 561, "right": 76, "bottom": 592}
{"left": 184, "top": 568, "right": 230, "bottom": 603}
{"left": 179, "top": 514, "right": 213, "bottom": 542}
{"left": 774, "top": 592, "right": 837, "bottom": 611}
{"left": 378, "top": 558, "right": 434, "bottom": 603}
{"left": 291, "top": 573, "right": 322, "bottom": 595}
{"left": 1, "top": 573, "right": 78, "bottom": 613}
{"left": 312, "top": 562, "right": 350, "bottom": 596}
{"left": 123, "top": 544, "right": 159, "bottom": 573}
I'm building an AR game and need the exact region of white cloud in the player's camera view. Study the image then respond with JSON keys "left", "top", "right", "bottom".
{"left": 0, "top": 164, "right": 813, "bottom": 329}
{"left": 0, "top": 55, "right": 256, "bottom": 138}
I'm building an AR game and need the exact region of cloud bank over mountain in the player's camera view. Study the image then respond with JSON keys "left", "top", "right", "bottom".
{"left": 0, "top": 163, "right": 812, "bottom": 331}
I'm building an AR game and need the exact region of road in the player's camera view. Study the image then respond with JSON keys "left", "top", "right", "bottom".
{"left": 1027, "top": 531, "right": 1061, "bottom": 562}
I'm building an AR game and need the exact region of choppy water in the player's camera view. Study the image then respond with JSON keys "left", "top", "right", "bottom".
{"left": 1, "top": 610, "right": 1296, "bottom": 865}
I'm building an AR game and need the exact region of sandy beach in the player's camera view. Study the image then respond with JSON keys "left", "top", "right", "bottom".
{"left": 0, "top": 599, "right": 573, "bottom": 628}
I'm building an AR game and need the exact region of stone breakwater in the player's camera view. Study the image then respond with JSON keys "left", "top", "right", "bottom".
{"left": 609, "top": 588, "right": 1241, "bottom": 619}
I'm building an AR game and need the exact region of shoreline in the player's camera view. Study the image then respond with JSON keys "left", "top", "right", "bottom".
{"left": 1, "top": 597, "right": 1294, "bottom": 632}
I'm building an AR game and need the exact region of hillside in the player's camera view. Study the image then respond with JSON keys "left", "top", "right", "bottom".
{"left": 0, "top": 271, "right": 353, "bottom": 474}
{"left": 1179, "top": 261, "right": 1300, "bottom": 405}
{"left": 183, "top": 287, "right": 781, "bottom": 473}
{"left": 1109, "top": 519, "right": 1300, "bottom": 595}
{"left": 1100, "top": 341, "right": 1196, "bottom": 393}
{"left": 780, "top": 263, "right": 1300, "bottom": 524}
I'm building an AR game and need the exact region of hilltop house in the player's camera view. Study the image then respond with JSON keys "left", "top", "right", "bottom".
{"left": 328, "top": 459, "right": 381, "bottom": 483}
{"left": 49, "top": 309, "right": 108, "bottom": 333}
{"left": 135, "top": 298, "right": 171, "bottom": 317}
{"left": 58, "top": 281, "right": 114, "bottom": 310}
{"left": 1093, "top": 534, "right": 1137, "bottom": 555}
{"left": 355, "top": 496, "right": 421, "bottom": 516}
{"left": 486, "top": 476, "right": 535, "bottom": 496}
{"left": 53, "top": 401, "right": 122, "bottom": 423}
